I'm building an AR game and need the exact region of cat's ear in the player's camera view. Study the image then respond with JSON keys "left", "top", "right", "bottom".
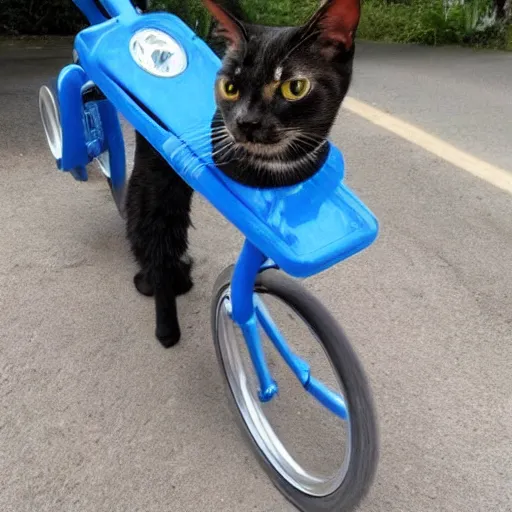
{"left": 305, "top": 0, "right": 361, "bottom": 51}
{"left": 203, "top": 0, "right": 247, "bottom": 49}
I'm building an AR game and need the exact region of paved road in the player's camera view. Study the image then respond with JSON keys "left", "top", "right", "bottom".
{"left": 352, "top": 42, "right": 512, "bottom": 171}
{"left": 1, "top": 39, "right": 511, "bottom": 512}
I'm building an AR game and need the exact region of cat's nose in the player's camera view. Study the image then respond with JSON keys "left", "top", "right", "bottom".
{"left": 236, "top": 118, "right": 263, "bottom": 141}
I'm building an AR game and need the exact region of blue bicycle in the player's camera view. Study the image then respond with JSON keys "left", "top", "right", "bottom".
{"left": 39, "top": 1, "right": 380, "bottom": 510}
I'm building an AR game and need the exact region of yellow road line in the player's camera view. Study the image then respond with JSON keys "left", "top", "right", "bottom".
{"left": 343, "top": 96, "right": 512, "bottom": 195}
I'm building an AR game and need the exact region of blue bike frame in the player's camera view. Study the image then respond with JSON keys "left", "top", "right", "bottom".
{"left": 45, "top": 0, "right": 379, "bottom": 420}
{"left": 230, "top": 241, "right": 348, "bottom": 419}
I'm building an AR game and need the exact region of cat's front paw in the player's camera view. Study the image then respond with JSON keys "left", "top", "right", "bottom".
{"left": 156, "top": 324, "right": 181, "bottom": 348}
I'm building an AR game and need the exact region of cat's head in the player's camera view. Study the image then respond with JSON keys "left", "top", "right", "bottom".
{"left": 203, "top": 0, "right": 361, "bottom": 187}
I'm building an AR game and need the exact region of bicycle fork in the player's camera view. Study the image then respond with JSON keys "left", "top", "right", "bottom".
{"left": 228, "top": 239, "right": 348, "bottom": 420}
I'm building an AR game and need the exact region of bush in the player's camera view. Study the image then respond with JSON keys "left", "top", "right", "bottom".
{"left": 151, "top": 0, "right": 318, "bottom": 38}
{"left": 150, "top": 0, "right": 213, "bottom": 38}
{"left": 0, "top": 0, "right": 86, "bottom": 35}
{"left": 152, "top": 0, "right": 510, "bottom": 49}
{"left": 237, "top": 0, "right": 318, "bottom": 25}
{"left": 358, "top": 0, "right": 510, "bottom": 48}
{"left": 2, "top": 0, "right": 509, "bottom": 50}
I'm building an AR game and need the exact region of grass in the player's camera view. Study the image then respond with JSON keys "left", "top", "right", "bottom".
{"left": 358, "top": 0, "right": 510, "bottom": 49}
{"left": 2, "top": 0, "right": 509, "bottom": 50}
{"left": 237, "top": 0, "right": 318, "bottom": 25}
{"left": 0, "top": 0, "right": 86, "bottom": 35}
{"left": 151, "top": 0, "right": 318, "bottom": 37}
{"left": 154, "top": 0, "right": 509, "bottom": 50}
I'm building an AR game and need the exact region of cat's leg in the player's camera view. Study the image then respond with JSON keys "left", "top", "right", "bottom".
{"left": 150, "top": 255, "right": 193, "bottom": 347}
{"left": 152, "top": 253, "right": 193, "bottom": 347}
{"left": 153, "top": 266, "right": 181, "bottom": 348}
{"left": 138, "top": 259, "right": 192, "bottom": 299}
{"left": 174, "top": 254, "right": 194, "bottom": 296}
{"left": 128, "top": 234, "right": 155, "bottom": 297}
{"left": 150, "top": 186, "right": 194, "bottom": 347}
{"left": 126, "top": 132, "right": 195, "bottom": 346}
{"left": 134, "top": 270, "right": 154, "bottom": 297}
{"left": 158, "top": 175, "right": 195, "bottom": 299}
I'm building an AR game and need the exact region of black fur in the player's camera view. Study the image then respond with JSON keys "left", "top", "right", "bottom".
{"left": 126, "top": 133, "right": 194, "bottom": 347}
{"left": 212, "top": 18, "right": 357, "bottom": 187}
{"left": 126, "top": 0, "right": 359, "bottom": 347}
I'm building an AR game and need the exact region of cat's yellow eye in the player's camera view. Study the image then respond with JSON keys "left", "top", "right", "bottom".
{"left": 218, "top": 78, "right": 240, "bottom": 101}
{"left": 280, "top": 78, "right": 311, "bottom": 101}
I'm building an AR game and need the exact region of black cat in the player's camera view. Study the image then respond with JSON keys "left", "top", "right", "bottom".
{"left": 126, "top": 132, "right": 194, "bottom": 347}
{"left": 125, "top": 0, "right": 361, "bottom": 347}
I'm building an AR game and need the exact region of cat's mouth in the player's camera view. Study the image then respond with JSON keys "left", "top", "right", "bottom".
{"left": 237, "top": 138, "right": 292, "bottom": 157}
{"left": 222, "top": 126, "right": 299, "bottom": 157}
{"left": 211, "top": 121, "right": 326, "bottom": 168}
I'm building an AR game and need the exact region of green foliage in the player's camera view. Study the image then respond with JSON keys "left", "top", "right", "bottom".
{"left": 237, "top": 0, "right": 318, "bottom": 25}
{"left": 150, "top": 0, "right": 213, "bottom": 38}
{"left": 150, "top": 0, "right": 318, "bottom": 37}
{"left": 0, "top": 0, "right": 85, "bottom": 35}
{"left": 2, "top": 0, "right": 509, "bottom": 49}
{"left": 358, "top": 0, "right": 509, "bottom": 49}
{"left": 151, "top": 0, "right": 510, "bottom": 49}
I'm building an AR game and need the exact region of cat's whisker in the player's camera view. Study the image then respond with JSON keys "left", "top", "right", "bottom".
{"left": 183, "top": 125, "right": 227, "bottom": 138}
{"left": 299, "top": 133, "right": 325, "bottom": 145}
{"left": 288, "top": 141, "right": 304, "bottom": 161}
{"left": 212, "top": 132, "right": 232, "bottom": 144}
{"left": 278, "top": 126, "right": 324, "bottom": 137}
{"left": 212, "top": 131, "right": 235, "bottom": 148}
{"left": 212, "top": 142, "right": 233, "bottom": 158}
{"left": 179, "top": 130, "right": 211, "bottom": 143}
{"left": 299, "top": 141, "right": 326, "bottom": 166}
{"left": 211, "top": 128, "right": 230, "bottom": 138}
{"left": 180, "top": 135, "right": 210, "bottom": 148}
{"left": 278, "top": 129, "right": 325, "bottom": 146}
{"left": 190, "top": 131, "right": 230, "bottom": 150}
{"left": 190, "top": 139, "right": 214, "bottom": 152}
{"left": 182, "top": 122, "right": 226, "bottom": 136}
{"left": 193, "top": 134, "right": 232, "bottom": 156}
{"left": 183, "top": 129, "right": 225, "bottom": 145}
{"left": 192, "top": 136, "right": 234, "bottom": 161}
{"left": 295, "top": 138, "right": 322, "bottom": 151}
{"left": 212, "top": 144, "right": 235, "bottom": 162}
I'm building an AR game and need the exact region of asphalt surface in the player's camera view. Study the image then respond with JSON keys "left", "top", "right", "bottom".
{"left": 352, "top": 42, "right": 512, "bottom": 171}
{"left": 1, "top": 39, "right": 511, "bottom": 512}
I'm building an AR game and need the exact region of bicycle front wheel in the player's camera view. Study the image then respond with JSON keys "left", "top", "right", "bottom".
{"left": 211, "top": 266, "right": 379, "bottom": 512}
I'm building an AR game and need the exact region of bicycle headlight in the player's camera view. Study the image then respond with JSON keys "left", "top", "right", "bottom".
{"left": 129, "top": 29, "right": 187, "bottom": 78}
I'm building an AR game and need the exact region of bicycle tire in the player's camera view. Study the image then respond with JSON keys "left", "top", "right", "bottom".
{"left": 211, "top": 265, "right": 379, "bottom": 511}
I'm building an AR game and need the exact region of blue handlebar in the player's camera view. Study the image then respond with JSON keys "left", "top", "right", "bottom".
{"left": 72, "top": 0, "right": 137, "bottom": 25}
{"left": 57, "top": 7, "right": 378, "bottom": 277}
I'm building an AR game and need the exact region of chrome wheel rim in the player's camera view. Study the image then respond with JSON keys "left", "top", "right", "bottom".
{"left": 39, "top": 85, "right": 63, "bottom": 160}
{"left": 96, "top": 151, "right": 111, "bottom": 179}
{"left": 215, "top": 289, "right": 351, "bottom": 497}
{"left": 95, "top": 151, "right": 127, "bottom": 218}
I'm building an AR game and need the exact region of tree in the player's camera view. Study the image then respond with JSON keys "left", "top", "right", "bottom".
{"left": 0, "top": 0, "right": 85, "bottom": 35}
